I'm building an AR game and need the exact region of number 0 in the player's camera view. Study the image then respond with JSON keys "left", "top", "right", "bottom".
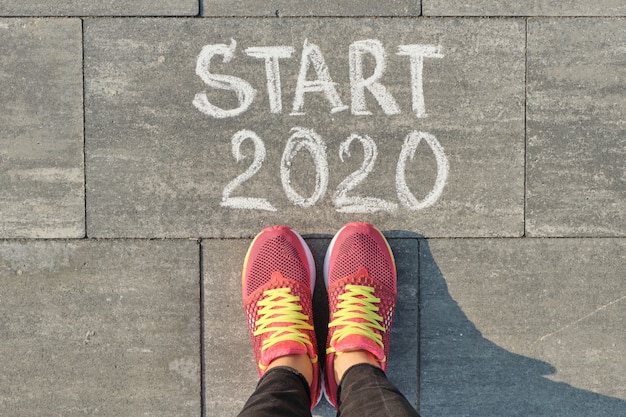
{"left": 396, "top": 131, "right": 449, "bottom": 210}
{"left": 280, "top": 127, "right": 329, "bottom": 208}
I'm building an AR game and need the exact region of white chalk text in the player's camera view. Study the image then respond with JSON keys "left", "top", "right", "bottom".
{"left": 194, "top": 38, "right": 449, "bottom": 213}
{"left": 194, "top": 39, "right": 443, "bottom": 119}
{"left": 221, "top": 128, "right": 449, "bottom": 214}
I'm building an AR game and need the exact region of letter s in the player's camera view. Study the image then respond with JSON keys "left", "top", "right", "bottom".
{"left": 193, "top": 39, "right": 256, "bottom": 118}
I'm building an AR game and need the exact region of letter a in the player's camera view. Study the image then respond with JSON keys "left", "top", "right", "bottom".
{"left": 193, "top": 39, "right": 256, "bottom": 118}
{"left": 291, "top": 39, "right": 348, "bottom": 115}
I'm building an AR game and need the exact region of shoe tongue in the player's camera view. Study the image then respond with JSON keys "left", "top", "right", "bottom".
{"left": 262, "top": 340, "right": 309, "bottom": 365}
{"left": 353, "top": 267, "right": 370, "bottom": 281}
{"left": 333, "top": 334, "right": 385, "bottom": 362}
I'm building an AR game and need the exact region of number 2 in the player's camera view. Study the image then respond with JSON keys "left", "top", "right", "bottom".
{"left": 334, "top": 134, "right": 398, "bottom": 213}
{"left": 221, "top": 130, "right": 277, "bottom": 212}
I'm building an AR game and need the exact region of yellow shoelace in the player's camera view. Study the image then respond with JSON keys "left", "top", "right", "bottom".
{"left": 254, "top": 287, "right": 316, "bottom": 368}
{"left": 327, "top": 284, "right": 385, "bottom": 354}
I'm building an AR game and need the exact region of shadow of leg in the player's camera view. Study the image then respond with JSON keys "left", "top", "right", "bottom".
{"left": 419, "top": 238, "right": 626, "bottom": 417}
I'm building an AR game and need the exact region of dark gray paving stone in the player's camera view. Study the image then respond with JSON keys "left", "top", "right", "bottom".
{"left": 384, "top": 238, "right": 420, "bottom": 409}
{"left": 0, "top": 19, "right": 84, "bottom": 238}
{"left": 203, "top": 237, "right": 419, "bottom": 416}
{"left": 85, "top": 18, "right": 525, "bottom": 238}
{"left": 527, "top": 19, "right": 626, "bottom": 237}
{"left": 202, "top": 0, "right": 420, "bottom": 17}
{"left": 423, "top": 0, "right": 626, "bottom": 16}
{"left": 0, "top": 0, "right": 198, "bottom": 16}
{"left": 0, "top": 240, "right": 201, "bottom": 416}
{"left": 420, "top": 238, "right": 626, "bottom": 416}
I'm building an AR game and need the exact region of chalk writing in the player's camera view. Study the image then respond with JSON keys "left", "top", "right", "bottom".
{"left": 221, "top": 128, "right": 449, "bottom": 213}
{"left": 244, "top": 46, "right": 295, "bottom": 114}
{"left": 396, "top": 131, "right": 449, "bottom": 210}
{"left": 193, "top": 40, "right": 256, "bottom": 118}
{"left": 396, "top": 45, "right": 444, "bottom": 118}
{"left": 194, "top": 39, "right": 444, "bottom": 118}
{"left": 291, "top": 40, "right": 350, "bottom": 116}
{"left": 334, "top": 134, "right": 398, "bottom": 213}
{"left": 280, "top": 127, "right": 329, "bottom": 208}
{"left": 349, "top": 39, "right": 401, "bottom": 116}
{"left": 221, "top": 129, "right": 277, "bottom": 211}
{"left": 194, "top": 39, "right": 449, "bottom": 213}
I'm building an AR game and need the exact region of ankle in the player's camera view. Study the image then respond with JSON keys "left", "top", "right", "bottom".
{"left": 333, "top": 350, "right": 381, "bottom": 384}
{"left": 267, "top": 354, "right": 313, "bottom": 386}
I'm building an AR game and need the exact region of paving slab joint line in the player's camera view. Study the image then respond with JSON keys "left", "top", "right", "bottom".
{"left": 523, "top": 16, "right": 528, "bottom": 238}
{"left": 5, "top": 15, "right": 613, "bottom": 22}
{"left": 0, "top": 237, "right": 203, "bottom": 243}
{"left": 76, "top": 15, "right": 524, "bottom": 20}
{"left": 198, "top": 237, "right": 207, "bottom": 417}
{"left": 1, "top": 236, "right": 623, "bottom": 243}
{"left": 0, "top": 14, "right": 623, "bottom": 18}
{"left": 0, "top": 14, "right": 205, "bottom": 19}
{"left": 403, "top": 236, "right": 626, "bottom": 241}
{"left": 81, "top": 17, "right": 88, "bottom": 239}
{"left": 416, "top": 238, "right": 422, "bottom": 410}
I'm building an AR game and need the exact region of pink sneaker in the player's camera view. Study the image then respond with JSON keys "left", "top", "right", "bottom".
{"left": 323, "top": 222, "right": 397, "bottom": 408}
{"left": 242, "top": 226, "right": 321, "bottom": 409}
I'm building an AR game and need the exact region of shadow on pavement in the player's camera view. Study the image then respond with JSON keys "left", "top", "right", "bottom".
{"left": 419, "top": 238, "right": 626, "bottom": 417}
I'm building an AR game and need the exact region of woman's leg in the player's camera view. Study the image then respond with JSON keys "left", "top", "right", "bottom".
{"left": 336, "top": 363, "right": 420, "bottom": 417}
{"left": 237, "top": 366, "right": 313, "bottom": 417}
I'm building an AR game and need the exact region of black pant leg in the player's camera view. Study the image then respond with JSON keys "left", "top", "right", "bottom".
{"left": 237, "top": 366, "right": 313, "bottom": 417}
{"left": 336, "top": 363, "right": 420, "bottom": 417}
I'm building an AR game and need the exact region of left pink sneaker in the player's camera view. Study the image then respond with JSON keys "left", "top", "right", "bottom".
{"left": 242, "top": 225, "right": 321, "bottom": 409}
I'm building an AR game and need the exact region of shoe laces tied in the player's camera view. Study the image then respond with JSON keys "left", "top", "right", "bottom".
{"left": 327, "top": 284, "right": 385, "bottom": 354}
{"left": 254, "top": 287, "right": 315, "bottom": 355}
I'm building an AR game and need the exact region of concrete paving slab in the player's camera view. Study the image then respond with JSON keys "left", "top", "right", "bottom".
{"left": 423, "top": 0, "right": 626, "bottom": 16}
{"left": 0, "top": 239, "right": 201, "bottom": 416}
{"left": 0, "top": 19, "right": 84, "bottom": 238}
{"left": 0, "top": 0, "right": 198, "bottom": 16}
{"left": 420, "top": 238, "right": 626, "bottom": 416}
{"left": 203, "top": 236, "right": 419, "bottom": 416}
{"left": 85, "top": 18, "right": 525, "bottom": 238}
{"left": 202, "top": 238, "right": 256, "bottom": 415}
{"left": 527, "top": 19, "right": 626, "bottom": 237}
{"left": 202, "top": 0, "right": 420, "bottom": 17}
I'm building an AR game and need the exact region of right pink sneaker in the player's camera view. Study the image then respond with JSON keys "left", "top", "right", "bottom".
{"left": 323, "top": 222, "right": 397, "bottom": 408}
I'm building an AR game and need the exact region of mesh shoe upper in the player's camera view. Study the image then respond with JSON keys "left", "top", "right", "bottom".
{"left": 323, "top": 222, "right": 397, "bottom": 408}
{"left": 242, "top": 226, "right": 321, "bottom": 409}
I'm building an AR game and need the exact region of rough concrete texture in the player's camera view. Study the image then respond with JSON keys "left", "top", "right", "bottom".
{"left": 0, "top": 0, "right": 198, "bottom": 16}
{"left": 0, "top": 19, "right": 84, "bottom": 238}
{"left": 85, "top": 18, "right": 525, "bottom": 238}
{"left": 0, "top": 240, "right": 201, "bottom": 416}
{"left": 527, "top": 19, "right": 626, "bottom": 237}
{"left": 202, "top": 0, "right": 420, "bottom": 16}
{"left": 203, "top": 237, "right": 419, "bottom": 417}
{"left": 423, "top": 0, "right": 626, "bottom": 16}
{"left": 420, "top": 238, "right": 626, "bottom": 416}
{"left": 1, "top": 6, "right": 625, "bottom": 417}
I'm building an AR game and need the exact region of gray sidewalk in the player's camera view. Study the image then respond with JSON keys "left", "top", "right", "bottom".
{"left": 0, "top": 2, "right": 624, "bottom": 416}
